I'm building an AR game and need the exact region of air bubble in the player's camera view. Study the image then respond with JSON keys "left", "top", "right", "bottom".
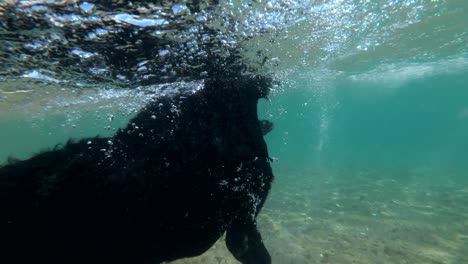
{"left": 172, "top": 4, "right": 189, "bottom": 16}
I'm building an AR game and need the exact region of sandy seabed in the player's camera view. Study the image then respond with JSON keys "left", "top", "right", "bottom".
{"left": 169, "top": 168, "right": 468, "bottom": 264}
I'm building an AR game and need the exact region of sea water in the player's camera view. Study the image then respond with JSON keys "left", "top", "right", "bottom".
{"left": 1, "top": 0, "right": 467, "bottom": 263}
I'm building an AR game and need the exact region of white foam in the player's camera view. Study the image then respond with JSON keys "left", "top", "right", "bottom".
{"left": 347, "top": 56, "right": 468, "bottom": 89}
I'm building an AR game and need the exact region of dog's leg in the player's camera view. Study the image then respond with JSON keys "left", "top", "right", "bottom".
{"left": 225, "top": 221, "right": 271, "bottom": 264}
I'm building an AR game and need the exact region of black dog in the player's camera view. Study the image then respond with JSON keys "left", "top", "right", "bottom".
{"left": 0, "top": 75, "right": 274, "bottom": 264}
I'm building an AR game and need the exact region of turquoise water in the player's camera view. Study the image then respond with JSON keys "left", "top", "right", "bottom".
{"left": 261, "top": 69, "right": 468, "bottom": 180}
{"left": 1, "top": 0, "right": 468, "bottom": 263}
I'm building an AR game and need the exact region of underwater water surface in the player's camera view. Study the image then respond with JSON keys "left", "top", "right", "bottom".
{"left": 1, "top": 0, "right": 468, "bottom": 263}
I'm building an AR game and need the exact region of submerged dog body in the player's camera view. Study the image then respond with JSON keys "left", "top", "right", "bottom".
{"left": 0, "top": 76, "right": 274, "bottom": 264}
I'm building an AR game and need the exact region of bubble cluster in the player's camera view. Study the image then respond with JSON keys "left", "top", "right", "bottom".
{"left": 1, "top": 0, "right": 457, "bottom": 87}
{"left": 0, "top": 0, "right": 463, "bottom": 121}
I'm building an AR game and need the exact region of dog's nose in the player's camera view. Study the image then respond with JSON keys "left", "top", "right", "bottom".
{"left": 259, "top": 120, "right": 274, "bottom": 136}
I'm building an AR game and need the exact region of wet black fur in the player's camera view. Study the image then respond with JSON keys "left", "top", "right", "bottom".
{"left": 0, "top": 76, "right": 273, "bottom": 264}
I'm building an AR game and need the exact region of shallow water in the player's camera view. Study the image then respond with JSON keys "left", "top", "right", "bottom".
{"left": 1, "top": 0, "right": 467, "bottom": 263}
